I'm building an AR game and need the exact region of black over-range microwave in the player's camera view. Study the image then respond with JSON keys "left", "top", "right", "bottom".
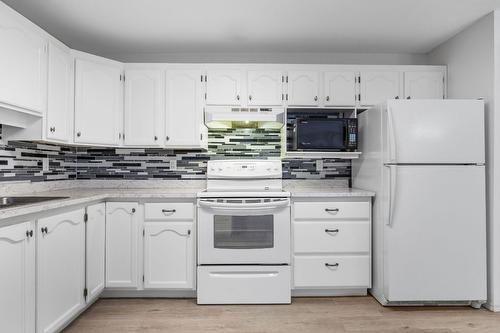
{"left": 287, "top": 109, "right": 358, "bottom": 152}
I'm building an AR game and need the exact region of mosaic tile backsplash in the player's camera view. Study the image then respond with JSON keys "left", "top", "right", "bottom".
{"left": 0, "top": 127, "right": 351, "bottom": 183}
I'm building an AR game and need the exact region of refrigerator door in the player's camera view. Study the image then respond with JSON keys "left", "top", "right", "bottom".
{"left": 384, "top": 99, "right": 485, "bottom": 164}
{"left": 383, "top": 165, "right": 486, "bottom": 302}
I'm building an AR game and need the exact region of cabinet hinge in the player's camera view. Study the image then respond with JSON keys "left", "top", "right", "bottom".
{"left": 119, "top": 74, "right": 122, "bottom": 81}
{"left": 204, "top": 92, "right": 207, "bottom": 100}
{"left": 358, "top": 93, "right": 361, "bottom": 102}
{"left": 204, "top": 75, "right": 207, "bottom": 82}
{"left": 281, "top": 93, "right": 284, "bottom": 101}
{"left": 200, "top": 133, "right": 203, "bottom": 141}
{"left": 201, "top": 75, "right": 203, "bottom": 82}
{"left": 84, "top": 213, "right": 88, "bottom": 223}
{"left": 281, "top": 76, "right": 284, "bottom": 83}
{"left": 143, "top": 229, "right": 145, "bottom": 236}
{"left": 286, "top": 93, "right": 288, "bottom": 101}
{"left": 123, "top": 74, "right": 125, "bottom": 82}
{"left": 83, "top": 288, "right": 88, "bottom": 298}
{"left": 142, "top": 275, "right": 145, "bottom": 282}
{"left": 286, "top": 76, "right": 288, "bottom": 83}
{"left": 358, "top": 76, "right": 361, "bottom": 84}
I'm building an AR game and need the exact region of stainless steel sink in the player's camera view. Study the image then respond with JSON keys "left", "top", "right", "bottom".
{"left": 0, "top": 196, "right": 70, "bottom": 208}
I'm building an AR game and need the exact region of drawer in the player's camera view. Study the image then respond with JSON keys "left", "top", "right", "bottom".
{"left": 144, "top": 203, "right": 194, "bottom": 220}
{"left": 197, "top": 265, "right": 291, "bottom": 304}
{"left": 294, "top": 201, "right": 370, "bottom": 220}
{"left": 293, "top": 255, "right": 370, "bottom": 288}
{"left": 294, "top": 221, "right": 370, "bottom": 253}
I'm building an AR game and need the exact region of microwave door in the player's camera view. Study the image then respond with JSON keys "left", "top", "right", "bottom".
{"left": 297, "top": 120, "right": 345, "bottom": 150}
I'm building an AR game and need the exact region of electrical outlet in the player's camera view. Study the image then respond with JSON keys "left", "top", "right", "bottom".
{"left": 316, "top": 160, "right": 323, "bottom": 171}
{"left": 169, "top": 160, "right": 177, "bottom": 170}
{"left": 42, "top": 158, "right": 49, "bottom": 172}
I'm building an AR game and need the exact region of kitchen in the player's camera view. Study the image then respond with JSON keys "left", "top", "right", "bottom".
{"left": 0, "top": 0, "right": 500, "bottom": 332}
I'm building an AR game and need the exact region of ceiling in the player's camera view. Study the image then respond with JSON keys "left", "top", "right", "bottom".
{"left": 4, "top": 0, "right": 500, "bottom": 59}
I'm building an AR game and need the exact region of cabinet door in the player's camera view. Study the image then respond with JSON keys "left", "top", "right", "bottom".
{"left": 0, "top": 6, "right": 47, "bottom": 113}
{"left": 247, "top": 70, "right": 283, "bottom": 106}
{"left": 106, "top": 202, "right": 139, "bottom": 288}
{"left": 46, "top": 42, "right": 71, "bottom": 142}
{"left": 37, "top": 209, "right": 85, "bottom": 333}
{"left": 0, "top": 222, "right": 35, "bottom": 333}
{"left": 287, "top": 71, "right": 320, "bottom": 106}
{"left": 206, "top": 70, "right": 241, "bottom": 106}
{"left": 144, "top": 222, "right": 194, "bottom": 289}
{"left": 124, "top": 69, "right": 164, "bottom": 146}
{"left": 166, "top": 70, "right": 205, "bottom": 147}
{"left": 324, "top": 71, "right": 357, "bottom": 106}
{"left": 86, "top": 203, "right": 106, "bottom": 301}
{"left": 404, "top": 71, "right": 444, "bottom": 100}
{"left": 74, "top": 59, "right": 122, "bottom": 145}
{"left": 359, "top": 71, "right": 400, "bottom": 106}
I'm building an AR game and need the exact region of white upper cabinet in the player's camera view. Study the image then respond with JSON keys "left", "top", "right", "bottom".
{"left": 166, "top": 69, "right": 206, "bottom": 147}
{"left": 0, "top": 5, "right": 47, "bottom": 114}
{"left": 323, "top": 71, "right": 357, "bottom": 106}
{"left": 106, "top": 202, "right": 139, "bottom": 288}
{"left": 86, "top": 203, "right": 106, "bottom": 302}
{"left": 0, "top": 221, "right": 35, "bottom": 333}
{"left": 144, "top": 222, "right": 195, "bottom": 289}
{"left": 247, "top": 70, "right": 283, "bottom": 106}
{"left": 206, "top": 70, "right": 242, "bottom": 105}
{"left": 287, "top": 71, "right": 320, "bottom": 106}
{"left": 37, "top": 209, "right": 85, "bottom": 333}
{"left": 46, "top": 42, "right": 71, "bottom": 142}
{"left": 359, "top": 71, "right": 401, "bottom": 106}
{"left": 74, "top": 57, "right": 123, "bottom": 145}
{"left": 124, "top": 69, "right": 164, "bottom": 146}
{"left": 404, "top": 71, "right": 445, "bottom": 100}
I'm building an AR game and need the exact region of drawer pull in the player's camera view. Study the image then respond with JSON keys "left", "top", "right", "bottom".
{"left": 162, "top": 209, "right": 176, "bottom": 214}
{"left": 325, "top": 263, "right": 339, "bottom": 268}
{"left": 325, "top": 208, "right": 339, "bottom": 213}
{"left": 325, "top": 228, "right": 339, "bottom": 234}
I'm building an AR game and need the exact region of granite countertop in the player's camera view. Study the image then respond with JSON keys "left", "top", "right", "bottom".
{"left": 288, "top": 187, "right": 375, "bottom": 198}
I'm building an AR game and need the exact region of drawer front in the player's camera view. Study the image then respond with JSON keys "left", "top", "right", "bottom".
{"left": 293, "top": 255, "right": 370, "bottom": 288}
{"left": 294, "top": 222, "right": 370, "bottom": 253}
{"left": 197, "top": 266, "right": 291, "bottom": 304}
{"left": 294, "top": 201, "right": 370, "bottom": 220}
{"left": 144, "top": 203, "right": 194, "bottom": 220}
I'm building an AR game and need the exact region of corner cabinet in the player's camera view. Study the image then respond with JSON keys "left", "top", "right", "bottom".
{"left": 359, "top": 71, "right": 401, "bottom": 106}
{"left": 404, "top": 71, "right": 445, "bottom": 100}
{"left": 0, "top": 221, "right": 36, "bottom": 333}
{"left": 105, "top": 202, "right": 140, "bottom": 288}
{"left": 165, "top": 69, "right": 207, "bottom": 148}
{"left": 74, "top": 57, "right": 123, "bottom": 145}
{"left": 37, "top": 209, "right": 85, "bottom": 333}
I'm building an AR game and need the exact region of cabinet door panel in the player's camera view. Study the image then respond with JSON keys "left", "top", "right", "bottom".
{"left": 37, "top": 209, "right": 85, "bottom": 333}
{"left": 106, "top": 202, "right": 139, "bottom": 288}
{"left": 404, "top": 71, "right": 444, "bottom": 99}
{"left": 166, "top": 70, "right": 204, "bottom": 147}
{"left": 206, "top": 70, "right": 241, "bottom": 106}
{"left": 0, "top": 7, "right": 47, "bottom": 113}
{"left": 287, "top": 71, "right": 320, "bottom": 106}
{"left": 360, "top": 71, "right": 400, "bottom": 106}
{"left": 74, "top": 59, "right": 122, "bottom": 145}
{"left": 46, "top": 42, "right": 71, "bottom": 142}
{"left": 86, "top": 203, "right": 106, "bottom": 301}
{"left": 0, "top": 221, "right": 35, "bottom": 333}
{"left": 144, "top": 222, "right": 194, "bottom": 289}
{"left": 124, "top": 69, "right": 163, "bottom": 146}
{"left": 247, "top": 70, "right": 283, "bottom": 106}
{"left": 324, "top": 71, "right": 357, "bottom": 106}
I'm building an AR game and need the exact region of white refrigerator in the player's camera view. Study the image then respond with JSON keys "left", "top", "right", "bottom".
{"left": 353, "top": 99, "right": 487, "bottom": 306}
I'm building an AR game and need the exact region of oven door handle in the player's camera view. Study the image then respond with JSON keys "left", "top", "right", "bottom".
{"left": 198, "top": 199, "right": 290, "bottom": 211}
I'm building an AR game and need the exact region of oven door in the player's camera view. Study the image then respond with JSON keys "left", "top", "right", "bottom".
{"left": 197, "top": 198, "right": 290, "bottom": 265}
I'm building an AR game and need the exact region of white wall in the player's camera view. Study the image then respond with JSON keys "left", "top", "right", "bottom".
{"left": 100, "top": 51, "right": 428, "bottom": 65}
{"left": 428, "top": 12, "right": 499, "bottom": 310}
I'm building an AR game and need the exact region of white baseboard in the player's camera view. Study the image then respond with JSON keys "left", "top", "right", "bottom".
{"left": 101, "top": 289, "right": 197, "bottom": 298}
{"left": 484, "top": 302, "right": 500, "bottom": 312}
{"left": 292, "top": 288, "right": 367, "bottom": 297}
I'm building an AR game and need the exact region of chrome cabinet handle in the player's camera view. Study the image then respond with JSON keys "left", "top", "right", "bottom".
{"left": 187, "top": 229, "right": 191, "bottom": 236}
{"left": 131, "top": 208, "right": 136, "bottom": 213}
{"left": 249, "top": 95, "right": 252, "bottom": 101}
{"left": 76, "top": 132, "right": 81, "bottom": 137}
{"left": 395, "top": 96, "right": 400, "bottom": 99}
{"left": 154, "top": 136, "right": 158, "bottom": 141}
{"left": 325, "top": 228, "right": 339, "bottom": 233}
{"left": 326, "top": 96, "right": 330, "bottom": 102}
{"left": 236, "top": 95, "right": 240, "bottom": 101}
{"left": 314, "top": 96, "right": 318, "bottom": 101}
{"left": 406, "top": 96, "right": 411, "bottom": 99}
{"left": 161, "top": 209, "right": 176, "bottom": 214}
{"left": 26, "top": 230, "right": 33, "bottom": 238}
{"left": 325, "top": 263, "right": 339, "bottom": 268}
{"left": 166, "top": 136, "right": 170, "bottom": 141}
{"left": 325, "top": 208, "right": 339, "bottom": 213}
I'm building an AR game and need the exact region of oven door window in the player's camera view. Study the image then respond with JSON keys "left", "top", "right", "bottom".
{"left": 297, "top": 120, "right": 345, "bottom": 149}
{"left": 214, "top": 215, "right": 274, "bottom": 249}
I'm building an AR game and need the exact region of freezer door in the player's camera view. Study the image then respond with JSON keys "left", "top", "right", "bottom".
{"left": 384, "top": 100, "right": 485, "bottom": 164}
{"left": 383, "top": 165, "right": 486, "bottom": 302}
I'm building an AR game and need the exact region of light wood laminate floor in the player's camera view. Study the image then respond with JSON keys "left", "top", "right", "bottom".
{"left": 64, "top": 296, "right": 500, "bottom": 333}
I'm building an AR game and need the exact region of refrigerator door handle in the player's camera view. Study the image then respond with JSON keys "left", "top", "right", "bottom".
{"left": 386, "top": 165, "right": 397, "bottom": 226}
{"left": 387, "top": 107, "right": 397, "bottom": 163}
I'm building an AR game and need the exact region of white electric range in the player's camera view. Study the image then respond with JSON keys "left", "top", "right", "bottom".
{"left": 196, "top": 159, "right": 291, "bottom": 304}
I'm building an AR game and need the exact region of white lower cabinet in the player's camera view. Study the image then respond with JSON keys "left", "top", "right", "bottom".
{"left": 0, "top": 221, "right": 35, "bottom": 333}
{"left": 106, "top": 202, "right": 140, "bottom": 288}
{"left": 86, "top": 203, "right": 106, "bottom": 301}
{"left": 37, "top": 209, "right": 85, "bottom": 333}
{"left": 292, "top": 198, "right": 372, "bottom": 292}
{"left": 144, "top": 222, "right": 195, "bottom": 289}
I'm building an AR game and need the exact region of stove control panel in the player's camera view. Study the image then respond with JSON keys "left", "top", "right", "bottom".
{"left": 207, "top": 159, "right": 282, "bottom": 179}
